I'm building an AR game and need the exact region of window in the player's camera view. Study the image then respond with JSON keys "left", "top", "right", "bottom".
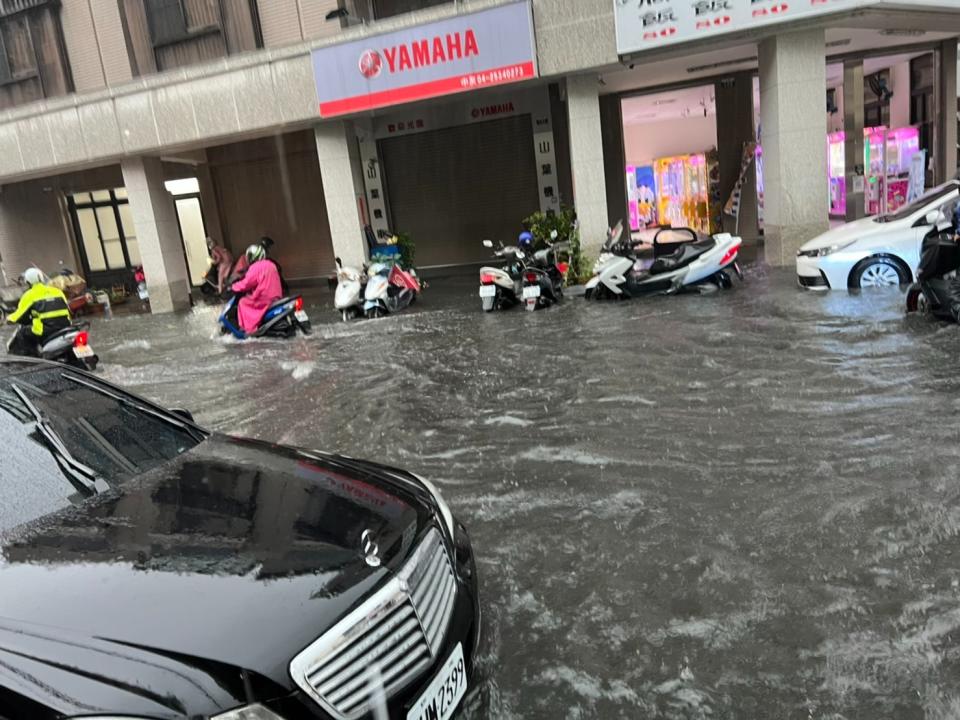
{"left": 0, "top": 27, "right": 10, "bottom": 83}
{"left": 371, "top": 0, "right": 450, "bottom": 20}
{"left": 68, "top": 188, "right": 140, "bottom": 276}
{"left": 145, "top": 0, "right": 188, "bottom": 45}
{"left": 0, "top": 367, "right": 203, "bottom": 531}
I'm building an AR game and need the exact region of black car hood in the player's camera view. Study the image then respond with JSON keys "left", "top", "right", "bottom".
{"left": 0, "top": 435, "right": 435, "bottom": 714}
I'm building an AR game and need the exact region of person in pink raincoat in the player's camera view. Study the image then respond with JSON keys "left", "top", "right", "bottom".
{"left": 228, "top": 244, "right": 282, "bottom": 335}
{"left": 207, "top": 237, "right": 234, "bottom": 294}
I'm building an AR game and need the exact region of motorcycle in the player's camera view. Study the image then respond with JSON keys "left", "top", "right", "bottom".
{"left": 585, "top": 222, "right": 743, "bottom": 300}
{"left": 521, "top": 230, "right": 570, "bottom": 311}
{"left": 905, "top": 210, "right": 960, "bottom": 321}
{"left": 6, "top": 322, "right": 99, "bottom": 371}
{"left": 334, "top": 257, "right": 366, "bottom": 321}
{"left": 479, "top": 239, "right": 526, "bottom": 312}
{"left": 219, "top": 294, "right": 312, "bottom": 339}
{"left": 363, "top": 263, "right": 420, "bottom": 319}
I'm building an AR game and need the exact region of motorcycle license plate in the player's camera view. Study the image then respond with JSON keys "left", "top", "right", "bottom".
{"left": 479, "top": 285, "right": 496, "bottom": 297}
{"left": 522, "top": 285, "right": 541, "bottom": 299}
{"left": 294, "top": 310, "right": 309, "bottom": 322}
{"left": 73, "top": 345, "right": 94, "bottom": 359}
{"left": 407, "top": 643, "right": 467, "bottom": 720}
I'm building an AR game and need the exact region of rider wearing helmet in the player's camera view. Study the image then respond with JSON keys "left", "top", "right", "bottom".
{"left": 226, "top": 243, "right": 282, "bottom": 335}
{"left": 6, "top": 268, "right": 71, "bottom": 357}
{"left": 518, "top": 231, "right": 534, "bottom": 253}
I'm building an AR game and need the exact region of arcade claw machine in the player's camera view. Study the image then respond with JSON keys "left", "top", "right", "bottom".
{"left": 654, "top": 154, "right": 710, "bottom": 233}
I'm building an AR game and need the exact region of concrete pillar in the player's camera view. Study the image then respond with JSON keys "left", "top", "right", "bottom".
{"left": 936, "top": 39, "right": 958, "bottom": 184}
{"left": 599, "top": 94, "right": 629, "bottom": 233}
{"left": 314, "top": 121, "right": 368, "bottom": 269}
{"left": 758, "top": 29, "right": 829, "bottom": 266}
{"left": 843, "top": 60, "right": 865, "bottom": 221}
{"left": 120, "top": 157, "right": 191, "bottom": 313}
{"left": 566, "top": 74, "right": 609, "bottom": 257}
{"left": 715, "top": 72, "right": 758, "bottom": 240}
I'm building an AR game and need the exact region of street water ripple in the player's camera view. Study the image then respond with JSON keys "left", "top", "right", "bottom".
{"left": 72, "top": 266, "right": 960, "bottom": 718}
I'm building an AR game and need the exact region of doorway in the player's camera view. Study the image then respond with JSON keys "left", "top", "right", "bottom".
{"left": 165, "top": 177, "right": 210, "bottom": 286}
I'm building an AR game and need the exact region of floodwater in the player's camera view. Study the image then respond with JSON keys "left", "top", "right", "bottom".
{"left": 86, "top": 266, "right": 960, "bottom": 719}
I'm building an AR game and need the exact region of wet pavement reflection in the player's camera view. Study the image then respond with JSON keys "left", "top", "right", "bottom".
{"left": 78, "top": 266, "right": 960, "bottom": 718}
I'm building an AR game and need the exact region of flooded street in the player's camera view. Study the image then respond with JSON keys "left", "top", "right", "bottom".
{"left": 85, "top": 266, "right": 960, "bottom": 719}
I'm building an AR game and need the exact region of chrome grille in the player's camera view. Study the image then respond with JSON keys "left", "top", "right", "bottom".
{"left": 290, "top": 528, "right": 457, "bottom": 720}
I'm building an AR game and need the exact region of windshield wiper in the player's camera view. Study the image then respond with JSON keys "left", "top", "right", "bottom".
{"left": 61, "top": 373, "right": 206, "bottom": 443}
{"left": 9, "top": 383, "right": 104, "bottom": 496}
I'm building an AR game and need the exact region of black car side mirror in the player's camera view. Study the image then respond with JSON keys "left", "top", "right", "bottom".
{"left": 170, "top": 408, "right": 194, "bottom": 422}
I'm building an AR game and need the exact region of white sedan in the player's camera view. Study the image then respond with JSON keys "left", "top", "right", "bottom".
{"left": 796, "top": 180, "right": 960, "bottom": 290}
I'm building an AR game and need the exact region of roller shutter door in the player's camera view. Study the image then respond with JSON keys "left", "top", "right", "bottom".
{"left": 379, "top": 115, "right": 540, "bottom": 267}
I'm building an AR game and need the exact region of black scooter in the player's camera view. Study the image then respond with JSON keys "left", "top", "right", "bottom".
{"left": 521, "top": 231, "right": 570, "bottom": 311}
{"left": 905, "top": 212, "right": 960, "bottom": 321}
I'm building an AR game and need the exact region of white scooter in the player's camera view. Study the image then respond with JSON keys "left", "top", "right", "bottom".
{"left": 585, "top": 222, "right": 743, "bottom": 300}
{"left": 478, "top": 239, "right": 526, "bottom": 312}
{"left": 7, "top": 322, "right": 98, "bottom": 370}
{"left": 363, "top": 262, "right": 420, "bottom": 319}
{"left": 334, "top": 257, "right": 365, "bottom": 321}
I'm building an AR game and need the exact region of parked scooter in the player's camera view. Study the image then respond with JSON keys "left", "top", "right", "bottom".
{"left": 363, "top": 263, "right": 420, "bottom": 319}
{"left": 479, "top": 239, "right": 526, "bottom": 312}
{"left": 585, "top": 221, "right": 743, "bottom": 300}
{"left": 905, "top": 210, "right": 960, "bottom": 321}
{"left": 6, "top": 322, "right": 99, "bottom": 371}
{"left": 521, "top": 230, "right": 570, "bottom": 311}
{"left": 219, "top": 295, "right": 312, "bottom": 339}
{"left": 334, "top": 257, "right": 366, "bottom": 321}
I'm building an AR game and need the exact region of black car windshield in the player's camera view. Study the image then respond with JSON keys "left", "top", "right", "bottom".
{"left": 0, "top": 366, "right": 204, "bottom": 533}
{"left": 876, "top": 183, "right": 957, "bottom": 223}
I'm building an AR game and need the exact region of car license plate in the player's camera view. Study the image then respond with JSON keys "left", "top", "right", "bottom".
{"left": 73, "top": 345, "right": 94, "bottom": 359}
{"left": 294, "top": 310, "right": 309, "bottom": 322}
{"left": 479, "top": 285, "right": 496, "bottom": 297}
{"left": 522, "top": 285, "right": 541, "bottom": 299}
{"left": 407, "top": 643, "right": 467, "bottom": 720}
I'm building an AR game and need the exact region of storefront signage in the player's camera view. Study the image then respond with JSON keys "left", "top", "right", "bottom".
{"left": 614, "top": 0, "right": 943, "bottom": 56}
{"left": 313, "top": 1, "right": 537, "bottom": 117}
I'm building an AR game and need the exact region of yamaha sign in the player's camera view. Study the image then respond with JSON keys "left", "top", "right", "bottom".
{"left": 312, "top": 2, "right": 537, "bottom": 117}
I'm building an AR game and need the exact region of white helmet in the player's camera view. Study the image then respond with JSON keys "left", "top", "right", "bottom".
{"left": 21, "top": 268, "right": 44, "bottom": 287}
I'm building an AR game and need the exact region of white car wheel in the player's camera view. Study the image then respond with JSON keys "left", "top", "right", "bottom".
{"left": 853, "top": 258, "right": 906, "bottom": 289}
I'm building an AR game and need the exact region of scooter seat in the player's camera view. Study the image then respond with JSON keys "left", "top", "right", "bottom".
{"left": 42, "top": 323, "right": 84, "bottom": 344}
{"left": 266, "top": 296, "right": 298, "bottom": 310}
{"left": 649, "top": 239, "right": 714, "bottom": 274}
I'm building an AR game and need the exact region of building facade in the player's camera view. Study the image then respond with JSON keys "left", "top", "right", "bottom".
{"left": 0, "top": 0, "right": 956, "bottom": 311}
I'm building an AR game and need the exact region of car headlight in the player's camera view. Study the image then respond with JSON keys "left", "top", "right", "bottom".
{"left": 213, "top": 705, "right": 285, "bottom": 719}
{"left": 413, "top": 473, "right": 455, "bottom": 540}
{"left": 798, "top": 240, "right": 855, "bottom": 257}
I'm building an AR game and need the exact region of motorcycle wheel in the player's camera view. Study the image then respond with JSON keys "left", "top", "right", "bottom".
{"left": 342, "top": 310, "right": 349, "bottom": 322}
{"left": 714, "top": 271, "right": 733, "bottom": 290}
{"left": 905, "top": 284, "right": 923, "bottom": 313}
{"left": 696, "top": 282, "right": 719, "bottom": 295}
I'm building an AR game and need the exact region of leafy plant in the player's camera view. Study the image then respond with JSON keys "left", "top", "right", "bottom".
{"left": 523, "top": 206, "right": 590, "bottom": 283}
{"left": 396, "top": 231, "right": 415, "bottom": 269}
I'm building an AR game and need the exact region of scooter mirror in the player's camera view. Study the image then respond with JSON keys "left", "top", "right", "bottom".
{"left": 482, "top": 239, "right": 493, "bottom": 248}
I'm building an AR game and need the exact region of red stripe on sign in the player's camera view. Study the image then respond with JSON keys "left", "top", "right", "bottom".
{"left": 319, "top": 61, "right": 536, "bottom": 118}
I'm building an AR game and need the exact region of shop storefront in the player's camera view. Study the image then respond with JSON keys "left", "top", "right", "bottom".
{"left": 311, "top": 0, "right": 545, "bottom": 268}
{"left": 356, "top": 87, "right": 559, "bottom": 267}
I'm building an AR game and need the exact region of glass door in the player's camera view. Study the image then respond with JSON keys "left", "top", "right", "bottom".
{"left": 174, "top": 196, "right": 209, "bottom": 286}
{"left": 68, "top": 189, "right": 139, "bottom": 288}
